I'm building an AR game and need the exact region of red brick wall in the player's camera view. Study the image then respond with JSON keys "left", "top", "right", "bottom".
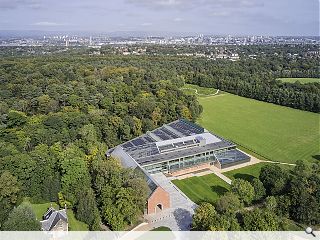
{"left": 147, "top": 186, "right": 170, "bottom": 214}
{"left": 169, "top": 162, "right": 211, "bottom": 176}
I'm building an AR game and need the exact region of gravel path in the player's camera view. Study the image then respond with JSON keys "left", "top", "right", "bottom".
{"left": 180, "top": 87, "right": 220, "bottom": 97}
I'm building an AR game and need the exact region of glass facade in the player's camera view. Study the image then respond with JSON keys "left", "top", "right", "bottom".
{"left": 142, "top": 150, "right": 221, "bottom": 174}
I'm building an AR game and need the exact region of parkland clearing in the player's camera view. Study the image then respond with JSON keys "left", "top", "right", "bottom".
{"left": 183, "top": 85, "right": 319, "bottom": 164}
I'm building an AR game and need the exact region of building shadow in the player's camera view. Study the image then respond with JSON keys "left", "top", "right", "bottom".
{"left": 233, "top": 173, "right": 255, "bottom": 182}
{"left": 312, "top": 155, "right": 320, "bottom": 161}
{"left": 173, "top": 208, "right": 193, "bottom": 231}
{"left": 211, "top": 185, "right": 228, "bottom": 196}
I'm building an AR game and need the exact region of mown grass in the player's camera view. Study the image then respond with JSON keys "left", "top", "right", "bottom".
{"left": 223, "top": 162, "right": 294, "bottom": 182}
{"left": 277, "top": 78, "right": 320, "bottom": 84}
{"left": 172, "top": 174, "right": 230, "bottom": 204}
{"left": 29, "top": 201, "right": 88, "bottom": 231}
{"left": 197, "top": 93, "right": 319, "bottom": 164}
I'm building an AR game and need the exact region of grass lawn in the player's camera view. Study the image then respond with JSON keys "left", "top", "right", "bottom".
{"left": 67, "top": 209, "right": 89, "bottom": 231}
{"left": 223, "top": 162, "right": 294, "bottom": 182}
{"left": 197, "top": 93, "right": 319, "bottom": 164}
{"left": 172, "top": 174, "right": 230, "bottom": 204}
{"left": 277, "top": 78, "right": 320, "bottom": 84}
{"left": 30, "top": 202, "right": 60, "bottom": 220}
{"left": 29, "top": 201, "right": 88, "bottom": 231}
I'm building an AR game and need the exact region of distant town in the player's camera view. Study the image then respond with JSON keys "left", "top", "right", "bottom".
{"left": 1, "top": 34, "right": 319, "bottom": 47}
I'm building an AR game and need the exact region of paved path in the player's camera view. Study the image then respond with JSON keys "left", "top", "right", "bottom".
{"left": 141, "top": 173, "right": 197, "bottom": 231}
{"left": 262, "top": 160, "right": 296, "bottom": 166}
{"left": 180, "top": 87, "right": 220, "bottom": 97}
{"left": 213, "top": 171, "right": 232, "bottom": 184}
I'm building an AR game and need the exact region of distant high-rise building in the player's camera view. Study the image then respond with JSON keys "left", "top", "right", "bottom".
{"left": 89, "top": 36, "right": 92, "bottom": 46}
{"left": 65, "top": 39, "right": 69, "bottom": 47}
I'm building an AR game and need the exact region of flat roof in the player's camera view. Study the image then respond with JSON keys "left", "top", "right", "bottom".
{"left": 108, "top": 119, "right": 235, "bottom": 166}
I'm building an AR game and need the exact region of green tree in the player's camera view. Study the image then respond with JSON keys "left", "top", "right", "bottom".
{"left": 59, "top": 144, "right": 91, "bottom": 205}
{"left": 3, "top": 202, "right": 41, "bottom": 231}
{"left": 264, "top": 196, "right": 277, "bottom": 212}
{"left": 275, "top": 195, "right": 291, "bottom": 218}
{"left": 6, "top": 110, "right": 27, "bottom": 128}
{"left": 251, "top": 178, "right": 266, "bottom": 201}
{"left": 242, "top": 209, "right": 280, "bottom": 231}
{"left": 192, "top": 203, "right": 218, "bottom": 231}
{"left": 231, "top": 179, "right": 255, "bottom": 206}
{"left": 0, "top": 171, "right": 20, "bottom": 229}
{"left": 259, "top": 165, "right": 288, "bottom": 195}
{"left": 215, "top": 192, "right": 242, "bottom": 215}
{"left": 75, "top": 188, "right": 101, "bottom": 230}
{"left": 92, "top": 157, "right": 148, "bottom": 230}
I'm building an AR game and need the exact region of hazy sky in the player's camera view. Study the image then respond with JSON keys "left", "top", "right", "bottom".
{"left": 0, "top": 0, "right": 319, "bottom": 35}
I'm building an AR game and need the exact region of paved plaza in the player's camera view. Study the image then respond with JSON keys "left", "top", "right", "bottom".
{"left": 143, "top": 173, "right": 197, "bottom": 231}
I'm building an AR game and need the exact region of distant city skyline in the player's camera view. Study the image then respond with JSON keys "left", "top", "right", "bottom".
{"left": 0, "top": 0, "right": 319, "bottom": 36}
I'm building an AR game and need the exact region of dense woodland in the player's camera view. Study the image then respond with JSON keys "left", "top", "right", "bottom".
{"left": 0, "top": 44, "right": 319, "bottom": 230}
{"left": 0, "top": 55, "right": 202, "bottom": 230}
{"left": 192, "top": 161, "right": 320, "bottom": 230}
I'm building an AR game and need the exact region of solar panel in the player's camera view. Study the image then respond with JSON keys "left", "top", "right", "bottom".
{"left": 123, "top": 142, "right": 134, "bottom": 149}
{"left": 132, "top": 138, "right": 146, "bottom": 146}
{"left": 161, "top": 127, "right": 179, "bottom": 139}
{"left": 169, "top": 120, "right": 205, "bottom": 136}
{"left": 144, "top": 136, "right": 155, "bottom": 143}
{"left": 154, "top": 130, "right": 171, "bottom": 140}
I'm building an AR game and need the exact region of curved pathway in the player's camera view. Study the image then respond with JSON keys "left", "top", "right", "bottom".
{"left": 180, "top": 87, "right": 220, "bottom": 97}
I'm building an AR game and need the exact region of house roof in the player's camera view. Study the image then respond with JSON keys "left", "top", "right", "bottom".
{"left": 40, "top": 208, "right": 68, "bottom": 231}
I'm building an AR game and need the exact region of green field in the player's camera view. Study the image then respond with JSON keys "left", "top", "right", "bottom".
{"left": 172, "top": 174, "right": 230, "bottom": 204}
{"left": 277, "top": 78, "right": 320, "bottom": 84}
{"left": 29, "top": 201, "right": 88, "bottom": 231}
{"left": 223, "top": 162, "right": 294, "bottom": 182}
{"left": 197, "top": 93, "right": 319, "bottom": 164}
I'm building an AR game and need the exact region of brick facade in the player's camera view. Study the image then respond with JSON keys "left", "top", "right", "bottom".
{"left": 168, "top": 162, "right": 211, "bottom": 176}
{"left": 147, "top": 186, "right": 170, "bottom": 214}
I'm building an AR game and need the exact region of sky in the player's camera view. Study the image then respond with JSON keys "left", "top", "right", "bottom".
{"left": 0, "top": 0, "right": 319, "bottom": 36}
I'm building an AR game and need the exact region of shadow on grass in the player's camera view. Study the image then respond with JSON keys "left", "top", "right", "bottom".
{"left": 312, "top": 155, "right": 320, "bottom": 161}
{"left": 233, "top": 173, "right": 255, "bottom": 182}
{"left": 211, "top": 185, "right": 228, "bottom": 197}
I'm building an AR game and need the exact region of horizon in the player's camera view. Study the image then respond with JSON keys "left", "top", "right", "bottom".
{"left": 0, "top": 30, "right": 319, "bottom": 38}
{"left": 0, "top": 0, "right": 319, "bottom": 36}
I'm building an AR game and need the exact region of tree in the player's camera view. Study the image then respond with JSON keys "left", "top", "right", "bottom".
{"left": 2, "top": 202, "right": 41, "bottom": 231}
{"left": 259, "top": 165, "right": 289, "bottom": 196}
{"left": 59, "top": 144, "right": 91, "bottom": 205}
{"left": 215, "top": 192, "right": 242, "bottom": 215}
{"left": 275, "top": 195, "right": 291, "bottom": 218}
{"left": 75, "top": 188, "right": 101, "bottom": 230}
{"left": 92, "top": 157, "right": 148, "bottom": 230}
{"left": 264, "top": 196, "right": 277, "bottom": 212}
{"left": 192, "top": 203, "right": 218, "bottom": 231}
{"left": 0, "top": 171, "right": 20, "bottom": 229}
{"left": 6, "top": 110, "right": 27, "bottom": 128}
{"left": 288, "top": 174, "right": 320, "bottom": 225}
{"left": 241, "top": 209, "right": 280, "bottom": 231}
{"left": 251, "top": 178, "right": 266, "bottom": 201}
{"left": 231, "top": 179, "right": 255, "bottom": 206}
